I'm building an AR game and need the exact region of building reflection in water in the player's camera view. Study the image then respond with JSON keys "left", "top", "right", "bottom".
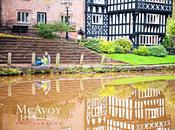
{"left": 86, "top": 89, "right": 171, "bottom": 130}
{"left": 0, "top": 75, "right": 173, "bottom": 130}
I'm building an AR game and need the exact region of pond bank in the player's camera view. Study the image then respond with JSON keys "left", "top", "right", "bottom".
{"left": 0, "top": 64, "right": 175, "bottom": 76}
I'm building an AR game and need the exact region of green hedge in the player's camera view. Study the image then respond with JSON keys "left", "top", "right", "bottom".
{"left": 149, "top": 45, "right": 168, "bottom": 57}
{"left": 133, "top": 46, "right": 150, "bottom": 56}
{"left": 81, "top": 38, "right": 132, "bottom": 54}
{"left": 100, "top": 41, "right": 116, "bottom": 53}
{"left": 81, "top": 38, "right": 102, "bottom": 53}
{"left": 133, "top": 45, "right": 168, "bottom": 57}
{"left": 113, "top": 38, "right": 132, "bottom": 53}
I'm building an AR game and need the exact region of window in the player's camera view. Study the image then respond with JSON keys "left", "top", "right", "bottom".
{"left": 37, "top": 12, "right": 47, "bottom": 24}
{"left": 61, "top": 16, "right": 71, "bottom": 23}
{"left": 139, "top": 35, "right": 159, "bottom": 45}
{"left": 146, "top": 0, "right": 165, "bottom": 3}
{"left": 17, "top": 12, "right": 29, "bottom": 23}
{"left": 94, "top": 0, "right": 105, "bottom": 4}
{"left": 146, "top": 14, "right": 159, "bottom": 24}
{"left": 92, "top": 14, "right": 103, "bottom": 24}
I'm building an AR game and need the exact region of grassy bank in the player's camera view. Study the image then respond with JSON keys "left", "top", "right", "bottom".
{"left": 107, "top": 54, "right": 175, "bottom": 65}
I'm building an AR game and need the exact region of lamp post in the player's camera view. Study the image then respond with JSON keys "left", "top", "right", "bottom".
{"left": 62, "top": 0, "right": 72, "bottom": 40}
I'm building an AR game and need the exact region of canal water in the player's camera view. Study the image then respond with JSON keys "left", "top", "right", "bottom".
{"left": 0, "top": 71, "right": 175, "bottom": 130}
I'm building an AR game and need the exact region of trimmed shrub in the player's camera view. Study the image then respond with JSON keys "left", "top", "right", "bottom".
{"left": 81, "top": 38, "right": 102, "bottom": 53}
{"left": 161, "top": 35, "right": 173, "bottom": 48}
{"left": 100, "top": 41, "right": 116, "bottom": 54}
{"left": 99, "top": 38, "right": 132, "bottom": 54}
{"left": 81, "top": 37, "right": 132, "bottom": 54}
{"left": 115, "top": 45, "right": 125, "bottom": 54}
{"left": 149, "top": 45, "right": 168, "bottom": 57}
{"left": 133, "top": 46, "right": 150, "bottom": 56}
{"left": 113, "top": 38, "right": 132, "bottom": 53}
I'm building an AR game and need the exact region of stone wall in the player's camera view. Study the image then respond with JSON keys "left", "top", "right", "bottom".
{"left": 1, "top": 0, "right": 85, "bottom": 30}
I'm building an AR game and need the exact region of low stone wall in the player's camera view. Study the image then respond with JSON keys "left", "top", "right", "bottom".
{"left": 0, "top": 64, "right": 175, "bottom": 76}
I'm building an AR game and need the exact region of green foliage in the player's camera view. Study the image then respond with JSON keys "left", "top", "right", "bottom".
{"left": 0, "top": 67, "right": 21, "bottom": 76}
{"left": 99, "top": 41, "right": 116, "bottom": 54}
{"left": 113, "top": 38, "right": 132, "bottom": 53}
{"left": 37, "top": 21, "right": 73, "bottom": 39}
{"left": 115, "top": 45, "right": 125, "bottom": 54}
{"left": 166, "top": 18, "right": 175, "bottom": 35}
{"left": 81, "top": 38, "right": 102, "bottom": 53}
{"left": 82, "top": 37, "right": 132, "bottom": 54}
{"left": 149, "top": 45, "right": 168, "bottom": 57}
{"left": 133, "top": 46, "right": 150, "bottom": 56}
{"left": 53, "top": 22, "right": 68, "bottom": 33}
{"left": 133, "top": 45, "right": 167, "bottom": 57}
{"left": 161, "top": 35, "right": 173, "bottom": 48}
{"left": 37, "top": 23, "right": 56, "bottom": 39}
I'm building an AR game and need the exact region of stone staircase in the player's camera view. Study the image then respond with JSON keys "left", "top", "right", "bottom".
{"left": 0, "top": 37, "right": 123, "bottom": 64}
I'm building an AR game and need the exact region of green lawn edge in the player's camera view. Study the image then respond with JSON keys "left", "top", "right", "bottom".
{"left": 108, "top": 75, "right": 175, "bottom": 85}
{"left": 106, "top": 54, "right": 175, "bottom": 65}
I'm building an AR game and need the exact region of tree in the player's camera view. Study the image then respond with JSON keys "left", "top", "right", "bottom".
{"left": 166, "top": 18, "right": 175, "bottom": 35}
{"left": 37, "top": 21, "right": 72, "bottom": 39}
{"left": 53, "top": 22, "right": 68, "bottom": 40}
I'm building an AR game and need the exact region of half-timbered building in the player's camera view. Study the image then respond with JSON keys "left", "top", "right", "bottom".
{"left": 85, "top": 89, "right": 171, "bottom": 130}
{"left": 85, "top": 0, "right": 173, "bottom": 46}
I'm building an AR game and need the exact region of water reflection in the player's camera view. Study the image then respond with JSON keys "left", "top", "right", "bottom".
{"left": 86, "top": 89, "right": 171, "bottom": 130}
{"left": 0, "top": 73, "right": 174, "bottom": 130}
{"left": 35, "top": 80, "right": 51, "bottom": 95}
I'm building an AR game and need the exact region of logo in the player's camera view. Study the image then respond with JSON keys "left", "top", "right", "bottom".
{"left": 16, "top": 105, "right": 60, "bottom": 120}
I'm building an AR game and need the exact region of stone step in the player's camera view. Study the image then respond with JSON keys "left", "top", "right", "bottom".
{"left": 0, "top": 37, "right": 121, "bottom": 64}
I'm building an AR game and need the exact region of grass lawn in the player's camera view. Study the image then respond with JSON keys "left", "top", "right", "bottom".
{"left": 107, "top": 54, "right": 175, "bottom": 65}
{"left": 108, "top": 75, "right": 175, "bottom": 85}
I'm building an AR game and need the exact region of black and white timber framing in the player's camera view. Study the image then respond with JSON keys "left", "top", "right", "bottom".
{"left": 85, "top": 0, "right": 173, "bottom": 46}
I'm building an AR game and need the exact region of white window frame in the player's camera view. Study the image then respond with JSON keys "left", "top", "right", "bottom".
{"left": 94, "top": 0, "right": 105, "bottom": 4}
{"left": 146, "top": 14, "right": 159, "bottom": 24}
{"left": 17, "top": 12, "right": 29, "bottom": 23}
{"left": 146, "top": 0, "right": 165, "bottom": 4}
{"left": 37, "top": 12, "right": 47, "bottom": 24}
{"left": 92, "top": 14, "right": 103, "bottom": 25}
{"left": 139, "top": 35, "right": 159, "bottom": 45}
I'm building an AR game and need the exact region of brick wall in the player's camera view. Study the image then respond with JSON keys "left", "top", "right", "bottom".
{"left": 1, "top": 0, "right": 85, "bottom": 31}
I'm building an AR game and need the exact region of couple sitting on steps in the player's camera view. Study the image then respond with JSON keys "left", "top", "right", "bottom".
{"left": 35, "top": 51, "right": 51, "bottom": 66}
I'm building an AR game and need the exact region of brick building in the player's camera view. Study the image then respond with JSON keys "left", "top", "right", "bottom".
{"left": 0, "top": 0, "right": 85, "bottom": 30}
